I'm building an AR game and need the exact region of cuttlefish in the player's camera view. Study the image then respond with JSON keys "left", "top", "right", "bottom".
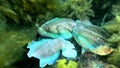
{"left": 27, "top": 18, "right": 114, "bottom": 68}
{"left": 37, "top": 18, "right": 76, "bottom": 39}
{"left": 72, "top": 20, "right": 114, "bottom": 55}
{"left": 27, "top": 38, "right": 77, "bottom": 67}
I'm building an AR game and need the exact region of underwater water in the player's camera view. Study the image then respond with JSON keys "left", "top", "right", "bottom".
{"left": 0, "top": 0, "right": 120, "bottom": 68}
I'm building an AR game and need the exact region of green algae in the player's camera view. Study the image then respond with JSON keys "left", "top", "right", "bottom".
{"left": 56, "top": 59, "right": 78, "bottom": 68}
{"left": 0, "top": 0, "right": 95, "bottom": 24}
{"left": 102, "top": 3, "right": 120, "bottom": 68}
{"left": 107, "top": 43, "right": 120, "bottom": 67}
{"left": 0, "top": 24, "right": 37, "bottom": 67}
{"left": 102, "top": 16, "right": 120, "bottom": 33}
{"left": 57, "top": 0, "right": 94, "bottom": 20}
{"left": 0, "top": 0, "right": 62, "bottom": 24}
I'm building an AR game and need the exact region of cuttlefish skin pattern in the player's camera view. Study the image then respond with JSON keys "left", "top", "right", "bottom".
{"left": 38, "top": 18, "right": 76, "bottom": 39}
{"left": 27, "top": 38, "right": 77, "bottom": 67}
{"left": 72, "top": 20, "right": 114, "bottom": 55}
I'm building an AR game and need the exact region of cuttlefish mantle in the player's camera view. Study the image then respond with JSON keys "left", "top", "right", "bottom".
{"left": 72, "top": 20, "right": 114, "bottom": 55}
{"left": 37, "top": 18, "right": 76, "bottom": 39}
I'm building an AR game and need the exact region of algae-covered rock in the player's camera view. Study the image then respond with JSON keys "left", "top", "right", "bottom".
{"left": 108, "top": 33, "right": 120, "bottom": 43}
{"left": 103, "top": 19, "right": 120, "bottom": 67}
{"left": 102, "top": 3, "right": 120, "bottom": 68}
{"left": 80, "top": 52, "right": 117, "bottom": 68}
{"left": 58, "top": 0, "right": 94, "bottom": 20}
{"left": 0, "top": 13, "right": 7, "bottom": 30}
{"left": 0, "top": 0, "right": 61, "bottom": 24}
{"left": 56, "top": 59, "right": 78, "bottom": 68}
{"left": 102, "top": 4, "right": 120, "bottom": 43}
{"left": 0, "top": 0, "right": 95, "bottom": 24}
{"left": 107, "top": 43, "right": 120, "bottom": 67}
{"left": 0, "top": 25, "right": 37, "bottom": 67}
{"left": 102, "top": 16, "right": 120, "bottom": 33}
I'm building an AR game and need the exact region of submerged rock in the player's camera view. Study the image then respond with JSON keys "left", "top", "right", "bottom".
{"left": 80, "top": 52, "right": 117, "bottom": 68}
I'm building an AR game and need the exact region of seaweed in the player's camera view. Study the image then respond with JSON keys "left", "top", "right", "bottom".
{"left": 102, "top": 3, "right": 120, "bottom": 68}
{"left": 0, "top": 23, "right": 37, "bottom": 67}
{"left": 0, "top": 0, "right": 95, "bottom": 25}
{"left": 57, "top": 0, "right": 94, "bottom": 20}
{"left": 107, "top": 43, "right": 120, "bottom": 67}
{"left": 0, "top": 0, "right": 61, "bottom": 24}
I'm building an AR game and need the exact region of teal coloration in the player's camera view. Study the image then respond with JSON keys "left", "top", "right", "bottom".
{"left": 73, "top": 30, "right": 96, "bottom": 51}
{"left": 27, "top": 38, "right": 77, "bottom": 67}
{"left": 27, "top": 39, "right": 61, "bottom": 67}
{"left": 27, "top": 39, "right": 55, "bottom": 58}
{"left": 75, "top": 20, "right": 109, "bottom": 40}
{"left": 81, "top": 48, "right": 86, "bottom": 54}
{"left": 39, "top": 27, "right": 73, "bottom": 39}
{"left": 61, "top": 38, "right": 77, "bottom": 58}
{"left": 39, "top": 52, "right": 60, "bottom": 67}
{"left": 72, "top": 20, "right": 110, "bottom": 55}
{"left": 38, "top": 18, "right": 76, "bottom": 39}
{"left": 62, "top": 49, "right": 77, "bottom": 58}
